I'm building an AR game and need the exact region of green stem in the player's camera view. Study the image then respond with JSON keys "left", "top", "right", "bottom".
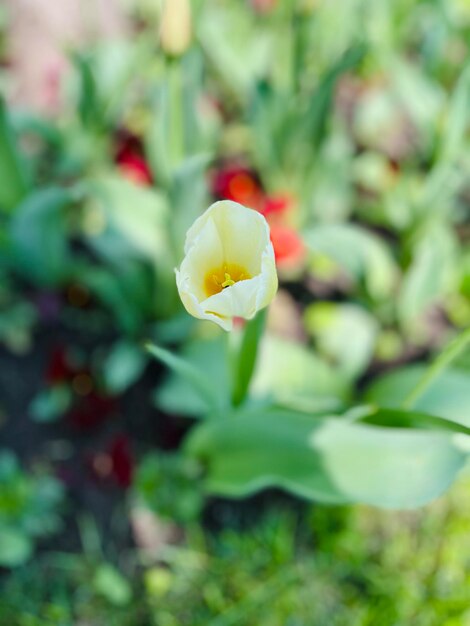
{"left": 168, "top": 59, "right": 184, "bottom": 168}
{"left": 402, "top": 327, "right": 470, "bottom": 410}
{"left": 231, "top": 309, "right": 267, "bottom": 408}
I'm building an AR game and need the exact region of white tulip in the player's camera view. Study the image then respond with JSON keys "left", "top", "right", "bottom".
{"left": 176, "top": 201, "right": 278, "bottom": 331}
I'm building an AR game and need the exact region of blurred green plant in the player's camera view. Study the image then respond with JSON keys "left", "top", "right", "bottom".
{"left": 0, "top": 451, "right": 64, "bottom": 567}
{"left": 2, "top": 475, "right": 470, "bottom": 625}
{"left": 134, "top": 452, "right": 204, "bottom": 524}
{"left": 0, "top": 0, "right": 469, "bottom": 514}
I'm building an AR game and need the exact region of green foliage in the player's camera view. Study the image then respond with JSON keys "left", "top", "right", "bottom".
{"left": 231, "top": 309, "right": 267, "bottom": 406}
{"left": 186, "top": 405, "right": 470, "bottom": 509}
{"left": 304, "top": 223, "right": 398, "bottom": 302}
{"left": 149, "top": 341, "right": 228, "bottom": 415}
{"left": 29, "top": 386, "right": 72, "bottom": 423}
{"left": 0, "top": 0, "right": 469, "bottom": 600}
{"left": 3, "top": 477, "right": 470, "bottom": 625}
{"left": 8, "top": 188, "right": 74, "bottom": 287}
{"left": 0, "top": 452, "right": 64, "bottom": 567}
{"left": 153, "top": 333, "right": 349, "bottom": 418}
{"left": 304, "top": 302, "right": 378, "bottom": 381}
{"left": 134, "top": 452, "right": 204, "bottom": 523}
{"left": 365, "top": 365, "right": 470, "bottom": 427}
{"left": 151, "top": 318, "right": 470, "bottom": 509}
{"left": 103, "top": 340, "right": 148, "bottom": 395}
{"left": 0, "top": 97, "right": 29, "bottom": 212}
{"left": 92, "top": 563, "right": 132, "bottom": 607}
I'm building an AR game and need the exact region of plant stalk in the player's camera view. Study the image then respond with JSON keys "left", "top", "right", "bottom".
{"left": 402, "top": 327, "right": 470, "bottom": 410}
{"left": 231, "top": 309, "right": 267, "bottom": 408}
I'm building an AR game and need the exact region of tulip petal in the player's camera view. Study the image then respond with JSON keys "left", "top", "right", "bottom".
{"left": 176, "top": 200, "right": 278, "bottom": 331}
{"left": 185, "top": 200, "right": 268, "bottom": 274}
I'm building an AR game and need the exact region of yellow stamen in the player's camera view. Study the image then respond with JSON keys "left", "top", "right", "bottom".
{"left": 204, "top": 263, "right": 251, "bottom": 297}
{"left": 221, "top": 273, "right": 235, "bottom": 288}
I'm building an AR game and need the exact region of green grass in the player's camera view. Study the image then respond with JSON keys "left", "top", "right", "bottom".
{"left": 2, "top": 473, "right": 470, "bottom": 626}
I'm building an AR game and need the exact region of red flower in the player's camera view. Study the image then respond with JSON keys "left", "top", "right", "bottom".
{"left": 260, "top": 193, "right": 293, "bottom": 218}
{"left": 109, "top": 435, "right": 134, "bottom": 488}
{"left": 269, "top": 224, "right": 306, "bottom": 270}
{"left": 117, "top": 152, "right": 153, "bottom": 186}
{"left": 212, "top": 165, "right": 264, "bottom": 209}
{"left": 115, "top": 133, "right": 153, "bottom": 186}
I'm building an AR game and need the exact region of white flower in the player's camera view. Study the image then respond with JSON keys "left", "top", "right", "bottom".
{"left": 176, "top": 201, "right": 278, "bottom": 331}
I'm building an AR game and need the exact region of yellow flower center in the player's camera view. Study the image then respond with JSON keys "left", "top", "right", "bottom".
{"left": 204, "top": 263, "right": 251, "bottom": 297}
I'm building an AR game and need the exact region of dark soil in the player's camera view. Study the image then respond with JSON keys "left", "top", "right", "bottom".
{"left": 0, "top": 314, "right": 183, "bottom": 555}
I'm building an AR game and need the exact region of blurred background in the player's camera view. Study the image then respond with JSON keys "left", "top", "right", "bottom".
{"left": 0, "top": 0, "right": 469, "bottom": 623}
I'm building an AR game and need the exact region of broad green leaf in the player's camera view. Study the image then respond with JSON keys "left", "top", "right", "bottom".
{"left": 9, "top": 188, "right": 72, "bottom": 286}
{"left": 187, "top": 406, "right": 470, "bottom": 509}
{"left": 364, "top": 365, "right": 470, "bottom": 428}
{"left": 304, "top": 223, "right": 397, "bottom": 300}
{"left": 312, "top": 414, "right": 469, "bottom": 509}
{"left": 186, "top": 407, "right": 345, "bottom": 503}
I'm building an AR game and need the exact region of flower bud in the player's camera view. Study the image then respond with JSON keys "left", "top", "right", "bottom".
{"left": 159, "top": 0, "right": 192, "bottom": 58}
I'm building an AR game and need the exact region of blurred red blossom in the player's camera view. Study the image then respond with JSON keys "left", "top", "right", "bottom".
{"left": 109, "top": 434, "right": 134, "bottom": 487}
{"left": 211, "top": 163, "right": 304, "bottom": 271}
{"left": 45, "top": 345, "right": 117, "bottom": 430}
{"left": 117, "top": 152, "right": 153, "bottom": 186}
{"left": 46, "top": 346, "right": 75, "bottom": 384}
{"left": 115, "top": 134, "right": 153, "bottom": 186}
{"left": 211, "top": 165, "right": 264, "bottom": 210}
{"left": 269, "top": 223, "right": 306, "bottom": 270}
{"left": 260, "top": 193, "right": 293, "bottom": 218}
